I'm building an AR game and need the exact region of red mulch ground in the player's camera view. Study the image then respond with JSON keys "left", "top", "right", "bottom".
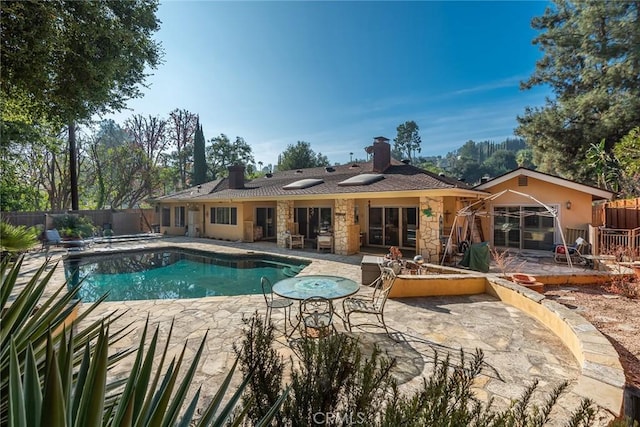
{"left": 544, "top": 279, "right": 640, "bottom": 388}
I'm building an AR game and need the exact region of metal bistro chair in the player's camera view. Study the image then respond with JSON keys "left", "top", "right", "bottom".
{"left": 343, "top": 267, "right": 397, "bottom": 335}
{"left": 261, "top": 277, "right": 293, "bottom": 333}
{"left": 299, "top": 296, "right": 335, "bottom": 338}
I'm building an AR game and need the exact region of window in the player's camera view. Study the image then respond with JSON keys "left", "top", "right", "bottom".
{"left": 210, "top": 207, "right": 237, "bottom": 225}
{"left": 174, "top": 206, "right": 185, "bottom": 227}
{"left": 493, "top": 205, "right": 556, "bottom": 251}
{"left": 161, "top": 207, "right": 171, "bottom": 227}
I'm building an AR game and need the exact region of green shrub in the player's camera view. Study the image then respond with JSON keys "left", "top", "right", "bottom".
{"left": 52, "top": 214, "right": 95, "bottom": 238}
{"left": 236, "top": 313, "right": 597, "bottom": 427}
{"left": 234, "top": 314, "right": 288, "bottom": 425}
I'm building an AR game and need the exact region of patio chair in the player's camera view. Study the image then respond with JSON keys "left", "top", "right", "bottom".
{"left": 343, "top": 266, "right": 396, "bottom": 335}
{"left": 261, "top": 277, "right": 293, "bottom": 333}
{"left": 553, "top": 237, "right": 588, "bottom": 265}
{"left": 41, "top": 229, "right": 62, "bottom": 251}
{"left": 299, "top": 296, "right": 335, "bottom": 338}
{"left": 317, "top": 234, "right": 333, "bottom": 253}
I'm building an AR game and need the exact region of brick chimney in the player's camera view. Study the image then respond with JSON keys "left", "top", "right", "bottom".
{"left": 371, "top": 136, "right": 391, "bottom": 173}
{"left": 227, "top": 165, "right": 245, "bottom": 189}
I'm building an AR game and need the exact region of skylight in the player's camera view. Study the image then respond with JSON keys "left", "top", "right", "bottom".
{"left": 337, "top": 174, "right": 384, "bottom": 186}
{"left": 283, "top": 178, "right": 324, "bottom": 190}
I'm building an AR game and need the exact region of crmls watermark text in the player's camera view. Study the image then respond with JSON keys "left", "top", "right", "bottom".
{"left": 312, "top": 412, "right": 367, "bottom": 425}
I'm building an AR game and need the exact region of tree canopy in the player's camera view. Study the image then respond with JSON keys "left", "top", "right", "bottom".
{"left": 612, "top": 127, "right": 640, "bottom": 196}
{"left": 277, "top": 141, "right": 329, "bottom": 171}
{"left": 393, "top": 121, "right": 422, "bottom": 162}
{"left": 206, "top": 134, "right": 254, "bottom": 179}
{"left": 1, "top": 0, "right": 163, "bottom": 124}
{"left": 516, "top": 0, "right": 640, "bottom": 183}
{"left": 1, "top": 0, "right": 163, "bottom": 210}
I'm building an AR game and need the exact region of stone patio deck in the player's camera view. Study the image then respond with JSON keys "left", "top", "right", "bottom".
{"left": 18, "top": 236, "right": 623, "bottom": 425}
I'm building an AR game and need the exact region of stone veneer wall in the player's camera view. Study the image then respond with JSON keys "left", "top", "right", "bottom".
{"left": 333, "top": 198, "right": 355, "bottom": 255}
{"left": 418, "top": 196, "right": 444, "bottom": 263}
{"left": 276, "top": 200, "right": 294, "bottom": 248}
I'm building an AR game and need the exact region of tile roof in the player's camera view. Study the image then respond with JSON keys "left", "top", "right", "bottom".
{"left": 155, "top": 159, "right": 473, "bottom": 202}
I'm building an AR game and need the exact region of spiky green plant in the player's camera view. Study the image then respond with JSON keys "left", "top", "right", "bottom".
{"left": 0, "top": 222, "right": 39, "bottom": 253}
{"left": 1, "top": 255, "right": 286, "bottom": 426}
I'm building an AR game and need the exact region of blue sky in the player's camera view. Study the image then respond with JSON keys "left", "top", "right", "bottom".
{"left": 105, "top": 1, "right": 551, "bottom": 167}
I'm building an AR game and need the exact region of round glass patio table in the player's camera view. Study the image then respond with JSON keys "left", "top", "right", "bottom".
{"left": 272, "top": 275, "right": 359, "bottom": 301}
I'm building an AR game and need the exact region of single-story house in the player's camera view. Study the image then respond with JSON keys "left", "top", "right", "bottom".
{"left": 152, "top": 137, "right": 614, "bottom": 262}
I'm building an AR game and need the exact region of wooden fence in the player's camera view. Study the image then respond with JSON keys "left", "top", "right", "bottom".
{"left": 590, "top": 197, "right": 640, "bottom": 261}
{"left": 1, "top": 209, "right": 157, "bottom": 235}
{"left": 594, "top": 197, "right": 640, "bottom": 229}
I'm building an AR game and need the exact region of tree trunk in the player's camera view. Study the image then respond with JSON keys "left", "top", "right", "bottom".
{"left": 69, "top": 121, "right": 79, "bottom": 210}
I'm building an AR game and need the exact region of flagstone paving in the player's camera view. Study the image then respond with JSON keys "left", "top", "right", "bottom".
{"left": 18, "top": 237, "right": 618, "bottom": 425}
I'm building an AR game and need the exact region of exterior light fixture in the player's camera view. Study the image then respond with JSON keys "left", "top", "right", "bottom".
{"left": 566, "top": 201, "right": 572, "bottom": 210}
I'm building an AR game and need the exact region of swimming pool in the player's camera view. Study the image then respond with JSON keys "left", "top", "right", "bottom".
{"left": 64, "top": 248, "right": 308, "bottom": 302}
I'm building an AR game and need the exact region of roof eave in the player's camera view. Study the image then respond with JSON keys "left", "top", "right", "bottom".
{"left": 475, "top": 168, "right": 615, "bottom": 200}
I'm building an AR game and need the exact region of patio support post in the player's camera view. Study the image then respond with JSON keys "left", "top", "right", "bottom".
{"left": 334, "top": 198, "right": 357, "bottom": 255}
{"left": 277, "top": 200, "right": 295, "bottom": 248}
{"left": 419, "top": 196, "right": 444, "bottom": 263}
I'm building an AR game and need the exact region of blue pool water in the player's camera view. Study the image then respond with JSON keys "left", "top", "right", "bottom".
{"left": 64, "top": 249, "right": 308, "bottom": 302}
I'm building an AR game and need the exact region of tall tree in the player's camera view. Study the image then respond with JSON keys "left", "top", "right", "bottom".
{"left": 393, "top": 121, "right": 422, "bottom": 162}
{"left": 86, "top": 120, "right": 129, "bottom": 208}
{"left": 192, "top": 119, "right": 207, "bottom": 185}
{"left": 167, "top": 109, "right": 198, "bottom": 188}
{"left": 205, "top": 134, "right": 255, "bottom": 179}
{"left": 125, "top": 114, "right": 168, "bottom": 167}
{"left": 516, "top": 0, "right": 640, "bottom": 183}
{"left": 613, "top": 127, "right": 640, "bottom": 197}
{"left": 1, "top": 0, "right": 162, "bottom": 210}
{"left": 277, "top": 141, "right": 329, "bottom": 171}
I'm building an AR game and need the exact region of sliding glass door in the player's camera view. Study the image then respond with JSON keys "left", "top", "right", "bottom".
{"left": 255, "top": 207, "right": 276, "bottom": 239}
{"left": 493, "top": 206, "right": 556, "bottom": 251}
{"left": 295, "top": 207, "right": 332, "bottom": 240}
{"left": 368, "top": 206, "right": 417, "bottom": 248}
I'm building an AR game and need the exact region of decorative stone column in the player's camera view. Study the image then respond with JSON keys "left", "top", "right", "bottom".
{"left": 333, "top": 198, "right": 356, "bottom": 255}
{"left": 276, "top": 200, "right": 295, "bottom": 248}
{"left": 418, "top": 196, "right": 444, "bottom": 263}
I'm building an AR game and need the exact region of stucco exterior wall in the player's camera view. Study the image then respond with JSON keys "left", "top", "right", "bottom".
{"left": 201, "top": 203, "right": 245, "bottom": 240}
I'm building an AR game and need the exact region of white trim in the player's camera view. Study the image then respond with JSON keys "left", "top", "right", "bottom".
{"left": 474, "top": 169, "right": 614, "bottom": 200}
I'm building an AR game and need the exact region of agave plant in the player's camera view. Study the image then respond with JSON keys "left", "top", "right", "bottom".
{"left": 1, "top": 255, "right": 286, "bottom": 426}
